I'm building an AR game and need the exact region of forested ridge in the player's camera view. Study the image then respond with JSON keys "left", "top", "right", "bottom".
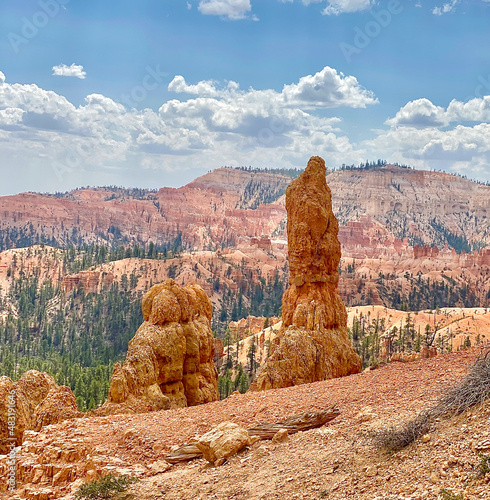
{"left": 0, "top": 273, "right": 142, "bottom": 411}
{"left": 2, "top": 240, "right": 490, "bottom": 408}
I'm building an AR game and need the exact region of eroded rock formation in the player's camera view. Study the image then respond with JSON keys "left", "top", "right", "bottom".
{"left": 0, "top": 371, "right": 81, "bottom": 453}
{"left": 61, "top": 270, "right": 114, "bottom": 294}
{"left": 257, "top": 156, "right": 362, "bottom": 390}
{"left": 97, "top": 279, "right": 219, "bottom": 414}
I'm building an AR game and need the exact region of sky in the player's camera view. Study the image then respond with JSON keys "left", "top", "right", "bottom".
{"left": 1, "top": 0, "right": 490, "bottom": 195}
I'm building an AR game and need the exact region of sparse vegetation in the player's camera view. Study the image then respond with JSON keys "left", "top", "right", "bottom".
{"left": 371, "top": 411, "right": 432, "bottom": 453}
{"left": 372, "top": 351, "right": 490, "bottom": 451}
{"left": 431, "top": 352, "right": 490, "bottom": 418}
{"left": 439, "top": 489, "right": 463, "bottom": 500}
{"left": 75, "top": 473, "right": 138, "bottom": 500}
{"left": 474, "top": 452, "right": 490, "bottom": 479}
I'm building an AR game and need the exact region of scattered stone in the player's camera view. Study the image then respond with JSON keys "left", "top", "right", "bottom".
{"left": 475, "top": 438, "right": 490, "bottom": 451}
{"left": 355, "top": 406, "right": 377, "bottom": 423}
{"left": 421, "top": 434, "right": 431, "bottom": 443}
{"left": 196, "top": 422, "right": 251, "bottom": 466}
{"left": 272, "top": 428, "right": 289, "bottom": 443}
{"left": 152, "top": 442, "right": 166, "bottom": 453}
{"left": 365, "top": 466, "right": 378, "bottom": 477}
{"left": 148, "top": 460, "right": 171, "bottom": 474}
{"left": 84, "top": 469, "right": 98, "bottom": 482}
{"left": 123, "top": 428, "right": 137, "bottom": 442}
{"left": 429, "top": 471, "right": 439, "bottom": 483}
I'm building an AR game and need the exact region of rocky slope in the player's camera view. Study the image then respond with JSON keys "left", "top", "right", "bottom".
{"left": 226, "top": 306, "right": 490, "bottom": 377}
{"left": 0, "top": 371, "right": 80, "bottom": 454}
{"left": 1, "top": 345, "right": 489, "bottom": 499}
{"left": 330, "top": 165, "right": 490, "bottom": 250}
{"left": 1, "top": 242, "right": 489, "bottom": 325}
{"left": 1, "top": 164, "right": 489, "bottom": 318}
{"left": 0, "top": 169, "right": 290, "bottom": 252}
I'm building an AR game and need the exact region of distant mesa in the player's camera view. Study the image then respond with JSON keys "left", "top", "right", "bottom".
{"left": 257, "top": 156, "right": 362, "bottom": 390}
{"left": 95, "top": 279, "right": 219, "bottom": 415}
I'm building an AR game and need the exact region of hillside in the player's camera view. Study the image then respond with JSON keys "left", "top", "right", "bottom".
{"left": 330, "top": 165, "right": 490, "bottom": 251}
{"left": 223, "top": 306, "right": 490, "bottom": 386}
{"left": 0, "top": 169, "right": 291, "bottom": 252}
{"left": 1, "top": 165, "right": 489, "bottom": 254}
{"left": 2, "top": 345, "right": 489, "bottom": 499}
{"left": 2, "top": 242, "right": 488, "bottom": 409}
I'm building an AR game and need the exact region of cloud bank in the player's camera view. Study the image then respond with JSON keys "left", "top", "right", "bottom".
{"left": 0, "top": 66, "right": 489, "bottom": 194}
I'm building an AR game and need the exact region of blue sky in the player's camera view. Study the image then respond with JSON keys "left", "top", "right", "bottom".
{"left": 1, "top": 0, "right": 490, "bottom": 195}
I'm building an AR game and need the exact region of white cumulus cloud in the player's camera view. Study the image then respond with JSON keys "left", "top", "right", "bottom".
{"left": 387, "top": 96, "right": 490, "bottom": 129}
{"left": 364, "top": 94, "right": 490, "bottom": 183}
{"left": 198, "top": 0, "right": 252, "bottom": 20}
{"left": 446, "top": 96, "right": 490, "bottom": 122}
{"left": 3, "top": 67, "right": 489, "bottom": 195}
{"left": 52, "top": 63, "right": 87, "bottom": 79}
{"left": 0, "top": 67, "right": 374, "bottom": 193}
{"left": 433, "top": 0, "right": 459, "bottom": 15}
{"left": 322, "top": 0, "right": 375, "bottom": 15}
{"left": 169, "top": 66, "right": 378, "bottom": 109}
{"left": 386, "top": 98, "right": 447, "bottom": 128}
{"left": 282, "top": 66, "right": 378, "bottom": 108}
{"left": 0, "top": 107, "right": 25, "bottom": 127}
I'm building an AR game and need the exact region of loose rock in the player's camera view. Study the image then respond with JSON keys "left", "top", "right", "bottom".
{"left": 196, "top": 421, "right": 251, "bottom": 465}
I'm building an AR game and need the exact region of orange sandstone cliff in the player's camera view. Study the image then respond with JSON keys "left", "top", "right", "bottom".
{"left": 257, "top": 157, "right": 362, "bottom": 390}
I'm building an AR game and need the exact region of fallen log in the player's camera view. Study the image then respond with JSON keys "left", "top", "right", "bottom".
{"left": 247, "top": 407, "right": 340, "bottom": 440}
{"left": 163, "top": 407, "right": 340, "bottom": 464}
{"left": 164, "top": 443, "right": 201, "bottom": 464}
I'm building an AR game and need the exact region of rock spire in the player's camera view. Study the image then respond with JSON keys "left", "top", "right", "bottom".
{"left": 257, "top": 156, "right": 362, "bottom": 390}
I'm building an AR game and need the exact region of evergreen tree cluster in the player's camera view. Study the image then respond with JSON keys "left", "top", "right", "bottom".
{"left": 213, "top": 269, "right": 286, "bottom": 333}
{"left": 338, "top": 159, "right": 390, "bottom": 171}
{"left": 238, "top": 179, "right": 289, "bottom": 209}
{"left": 0, "top": 264, "right": 143, "bottom": 410}
{"left": 377, "top": 272, "right": 481, "bottom": 311}
{"left": 62, "top": 241, "right": 181, "bottom": 274}
{"left": 348, "top": 310, "right": 480, "bottom": 369}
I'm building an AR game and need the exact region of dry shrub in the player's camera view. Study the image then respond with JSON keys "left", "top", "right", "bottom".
{"left": 475, "top": 452, "right": 490, "bottom": 479}
{"left": 371, "top": 410, "right": 432, "bottom": 453}
{"left": 439, "top": 489, "right": 463, "bottom": 500}
{"left": 372, "top": 350, "right": 490, "bottom": 452}
{"left": 431, "top": 353, "right": 490, "bottom": 418}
